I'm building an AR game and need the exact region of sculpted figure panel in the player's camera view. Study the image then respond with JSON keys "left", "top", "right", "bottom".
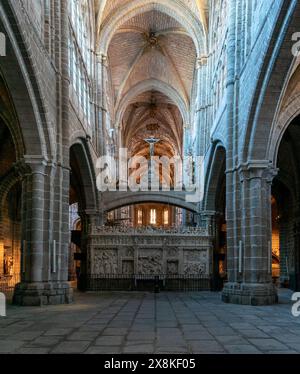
{"left": 184, "top": 262, "right": 206, "bottom": 275}
{"left": 184, "top": 249, "right": 209, "bottom": 275}
{"left": 94, "top": 249, "right": 118, "bottom": 274}
{"left": 138, "top": 250, "right": 163, "bottom": 274}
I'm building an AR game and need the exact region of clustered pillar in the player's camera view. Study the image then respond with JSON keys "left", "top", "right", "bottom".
{"left": 222, "top": 164, "right": 278, "bottom": 305}
{"left": 13, "top": 159, "right": 73, "bottom": 305}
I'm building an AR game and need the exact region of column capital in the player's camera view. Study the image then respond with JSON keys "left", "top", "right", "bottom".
{"left": 19, "top": 156, "right": 48, "bottom": 175}
{"left": 96, "top": 53, "right": 108, "bottom": 66}
{"left": 196, "top": 55, "right": 208, "bottom": 69}
{"left": 238, "top": 161, "right": 278, "bottom": 183}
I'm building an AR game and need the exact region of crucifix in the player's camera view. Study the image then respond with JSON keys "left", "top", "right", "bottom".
{"left": 144, "top": 137, "right": 160, "bottom": 186}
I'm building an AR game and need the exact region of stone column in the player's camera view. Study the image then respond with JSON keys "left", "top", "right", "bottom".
{"left": 13, "top": 159, "right": 73, "bottom": 305}
{"left": 195, "top": 56, "right": 209, "bottom": 157}
{"left": 96, "top": 53, "right": 108, "bottom": 156}
{"left": 183, "top": 123, "right": 191, "bottom": 157}
{"left": 222, "top": 163, "right": 278, "bottom": 305}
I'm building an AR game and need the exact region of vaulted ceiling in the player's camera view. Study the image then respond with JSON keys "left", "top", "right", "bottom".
{"left": 94, "top": 0, "right": 208, "bottom": 158}
{"left": 123, "top": 90, "right": 183, "bottom": 158}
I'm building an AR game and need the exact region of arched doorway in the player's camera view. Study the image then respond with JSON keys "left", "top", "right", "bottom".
{"left": 69, "top": 142, "right": 97, "bottom": 290}
{"left": 0, "top": 119, "right": 22, "bottom": 297}
{"left": 203, "top": 144, "right": 227, "bottom": 291}
{"left": 272, "top": 115, "right": 300, "bottom": 291}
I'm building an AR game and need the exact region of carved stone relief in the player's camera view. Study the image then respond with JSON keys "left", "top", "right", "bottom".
{"left": 138, "top": 249, "right": 163, "bottom": 274}
{"left": 94, "top": 249, "right": 118, "bottom": 274}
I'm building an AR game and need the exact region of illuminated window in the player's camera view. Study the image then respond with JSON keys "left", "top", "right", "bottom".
{"left": 137, "top": 209, "right": 143, "bottom": 225}
{"left": 163, "top": 210, "right": 169, "bottom": 225}
{"left": 150, "top": 209, "right": 157, "bottom": 225}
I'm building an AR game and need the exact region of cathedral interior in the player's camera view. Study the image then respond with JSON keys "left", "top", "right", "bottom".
{"left": 0, "top": 0, "right": 300, "bottom": 319}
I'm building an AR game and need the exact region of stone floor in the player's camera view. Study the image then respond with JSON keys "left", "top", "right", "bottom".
{"left": 0, "top": 289, "right": 299, "bottom": 354}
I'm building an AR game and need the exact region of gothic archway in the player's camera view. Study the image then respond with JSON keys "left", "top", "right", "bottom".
{"left": 272, "top": 115, "right": 300, "bottom": 291}
{"left": 203, "top": 143, "right": 226, "bottom": 290}
{"left": 69, "top": 140, "right": 98, "bottom": 290}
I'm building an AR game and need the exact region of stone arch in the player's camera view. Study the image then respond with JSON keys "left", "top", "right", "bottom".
{"left": 0, "top": 118, "right": 23, "bottom": 286}
{"left": 241, "top": 1, "right": 300, "bottom": 163}
{"left": 202, "top": 141, "right": 227, "bottom": 291}
{"left": 203, "top": 142, "right": 226, "bottom": 212}
{"left": 271, "top": 112, "right": 300, "bottom": 290}
{"left": 0, "top": 76, "right": 24, "bottom": 160}
{"left": 98, "top": 0, "right": 206, "bottom": 57}
{"left": 70, "top": 138, "right": 98, "bottom": 212}
{"left": 102, "top": 191, "right": 198, "bottom": 213}
{"left": 0, "top": 2, "right": 50, "bottom": 158}
{"left": 116, "top": 79, "right": 189, "bottom": 128}
{"left": 268, "top": 94, "right": 300, "bottom": 165}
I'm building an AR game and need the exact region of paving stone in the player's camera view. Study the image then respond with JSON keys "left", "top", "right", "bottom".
{"left": 207, "top": 327, "right": 236, "bottom": 336}
{"left": 224, "top": 345, "right": 262, "bottom": 354}
{"left": 44, "top": 328, "right": 73, "bottom": 336}
{"left": 187, "top": 340, "right": 224, "bottom": 353}
{"left": 95, "top": 335, "right": 124, "bottom": 346}
{"left": 184, "top": 331, "right": 214, "bottom": 340}
{"left": 239, "top": 329, "right": 270, "bottom": 338}
{"left": 29, "top": 336, "right": 62, "bottom": 347}
{"left": 0, "top": 340, "right": 25, "bottom": 353}
{"left": 67, "top": 331, "right": 99, "bottom": 341}
{"left": 155, "top": 346, "right": 189, "bottom": 354}
{"left": 103, "top": 327, "right": 129, "bottom": 336}
{"left": 16, "top": 347, "right": 51, "bottom": 354}
{"left": 77, "top": 325, "right": 106, "bottom": 332}
{"left": 229, "top": 322, "right": 255, "bottom": 330}
{"left": 123, "top": 344, "right": 154, "bottom": 354}
{"left": 127, "top": 332, "right": 155, "bottom": 341}
{"left": 9, "top": 331, "right": 44, "bottom": 341}
{"left": 215, "top": 335, "right": 249, "bottom": 345}
{"left": 85, "top": 346, "right": 122, "bottom": 354}
{"left": 249, "top": 338, "right": 290, "bottom": 351}
{"left": 51, "top": 341, "right": 91, "bottom": 354}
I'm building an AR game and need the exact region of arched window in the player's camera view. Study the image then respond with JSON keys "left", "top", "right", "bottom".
{"left": 163, "top": 209, "right": 169, "bottom": 226}
{"left": 150, "top": 209, "right": 157, "bottom": 225}
{"left": 137, "top": 209, "right": 143, "bottom": 226}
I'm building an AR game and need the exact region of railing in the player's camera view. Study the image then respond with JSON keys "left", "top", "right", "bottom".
{"left": 0, "top": 275, "right": 20, "bottom": 300}
{"left": 85, "top": 274, "right": 211, "bottom": 292}
{"left": 91, "top": 225, "right": 209, "bottom": 236}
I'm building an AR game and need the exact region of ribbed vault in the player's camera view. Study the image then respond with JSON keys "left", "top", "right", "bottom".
{"left": 94, "top": 0, "right": 207, "bottom": 163}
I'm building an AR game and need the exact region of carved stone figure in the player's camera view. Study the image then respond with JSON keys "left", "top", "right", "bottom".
{"left": 184, "top": 262, "right": 206, "bottom": 275}
{"left": 94, "top": 250, "right": 118, "bottom": 274}
{"left": 138, "top": 250, "right": 163, "bottom": 274}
